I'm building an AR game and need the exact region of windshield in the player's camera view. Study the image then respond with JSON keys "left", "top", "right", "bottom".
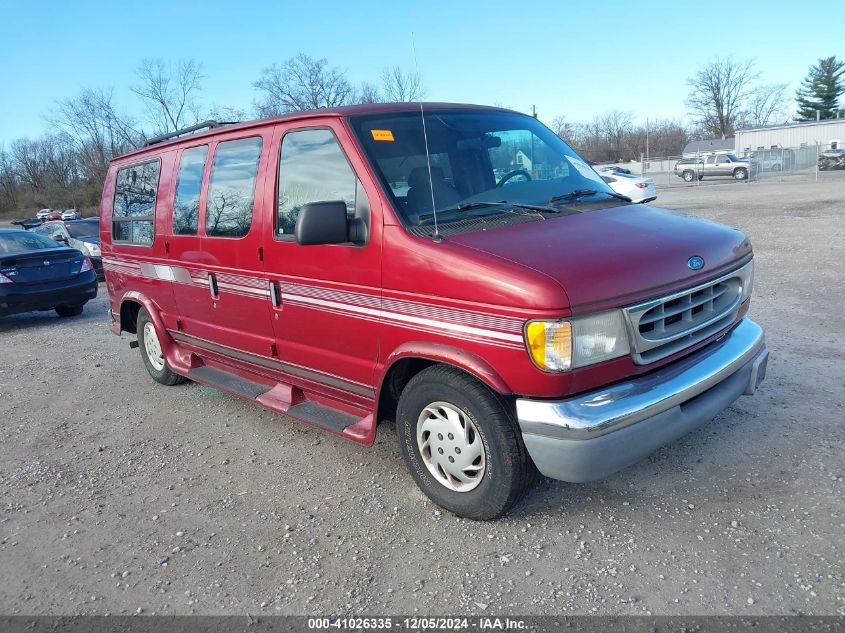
{"left": 0, "top": 231, "right": 62, "bottom": 254}
{"left": 65, "top": 220, "right": 98, "bottom": 239}
{"left": 349, "top": 110, "right": 618, "bottom": 227}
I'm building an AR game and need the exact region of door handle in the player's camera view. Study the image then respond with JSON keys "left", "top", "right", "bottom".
{"left": 208, "top": 273, "right": 219, "bottom": 298}
{"left": 269, "top": 280, "right": 281, "bottom": 308}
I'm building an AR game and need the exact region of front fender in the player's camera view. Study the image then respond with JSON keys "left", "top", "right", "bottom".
{"left": 379, "top": 341, "right": 512, "bottom": 396}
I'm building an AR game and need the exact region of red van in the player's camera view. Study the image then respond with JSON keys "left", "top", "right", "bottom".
{"left": 100, "top": 104, "right": 768, "bottom": 519}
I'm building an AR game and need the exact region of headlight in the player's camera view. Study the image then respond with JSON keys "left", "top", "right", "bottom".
{"left": 86, "top": 243, "right": 101, "bottom": 257}
{"left": 740, "top": 259, "right": 753, "bottom": 302}
{"left": 526, "top": 310, "right": 630, "bottom": 372}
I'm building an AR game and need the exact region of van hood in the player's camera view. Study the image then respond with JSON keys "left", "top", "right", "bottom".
{"left": 448, "top": 204, "right": 752, "bottom": 312}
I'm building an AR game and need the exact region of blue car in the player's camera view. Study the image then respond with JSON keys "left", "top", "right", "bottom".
{"left": 0, "top": 229, "right": 97, "bottom": 318}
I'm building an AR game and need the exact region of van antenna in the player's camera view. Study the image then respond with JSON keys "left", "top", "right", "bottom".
{"left": 412, "top": 32, "right": 441, "bottom": 243}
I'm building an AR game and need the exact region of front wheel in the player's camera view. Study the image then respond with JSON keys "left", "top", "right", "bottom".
{"left": 396, "top": 365, "right": 535, "bottom": 520}
{"left": 734, "top": 168, "right": 748, "bottom": 180}
{"left": 682, "top": 170, "right": 695, "bottom": 182}
{"left": 137, "top": 308, "right": 186, "bottom": 386}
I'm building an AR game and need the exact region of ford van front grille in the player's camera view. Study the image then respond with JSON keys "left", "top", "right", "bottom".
{"left": 623, "top": 261, "right": 753, "bottom": 365}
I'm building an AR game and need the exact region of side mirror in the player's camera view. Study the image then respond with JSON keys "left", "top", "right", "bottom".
{"left": 55, "top": 234, "right": 69, "bottom": 244}
{"left": 295, "top": 201, "right": 366, "bottom": 246}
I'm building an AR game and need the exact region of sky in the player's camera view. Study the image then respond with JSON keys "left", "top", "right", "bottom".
{"left": 1, "top": 0, "right": 843, "bottom": 143}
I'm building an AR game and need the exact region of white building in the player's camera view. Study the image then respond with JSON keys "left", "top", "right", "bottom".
{"left": 736, "top": 119, "right": 845, "bottom": 153}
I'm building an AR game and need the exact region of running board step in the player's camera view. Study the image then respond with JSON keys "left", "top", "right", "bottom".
{"left": 187, "top": 365, "right": 268, "bottom": 399}
{"left": 286, "top": 401, "right": 357, "bottom": 432}
{"left": 186, "top": 365, "right": 358, "bottom": 433}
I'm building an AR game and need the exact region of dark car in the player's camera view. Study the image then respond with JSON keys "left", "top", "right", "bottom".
{"left": 11, "top": 218, "right": 44, "bottom": 230}
{"left": 33, "top": 218, "right": 103, "bottom": 280}
{"left": 0, "top": 229, "right": 98, "bottom": 318}
{"left": 597, "top": 165, "right": 632, "bottom": 175}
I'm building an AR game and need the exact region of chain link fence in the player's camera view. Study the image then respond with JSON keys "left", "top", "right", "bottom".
{"left": 603, "top": 143, "right": 845, "bottom": 190}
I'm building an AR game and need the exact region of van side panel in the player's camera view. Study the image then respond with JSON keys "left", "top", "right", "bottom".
{"left": 261, "top": 118, "right": 383, "bottom": 401}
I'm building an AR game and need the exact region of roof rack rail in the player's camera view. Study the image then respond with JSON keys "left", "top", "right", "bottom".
{"left": 143, "top": 120, "right": 238, "bottom": 147}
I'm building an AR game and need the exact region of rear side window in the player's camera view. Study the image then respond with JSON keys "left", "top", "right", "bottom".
{"left": 277, "top": 129, "right": 360, "bottom": 237}
{"left": 112, "top": 159, "right": 161, "bottom": 246}
{"left": 173, "top": 145, "right": 208, "bottom": 235}
{"left": 205, "top": 137, "right": 263, "bottom": 238}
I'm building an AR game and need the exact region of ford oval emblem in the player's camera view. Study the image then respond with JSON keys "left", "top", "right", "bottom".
{"left": 687, "top": 256, "right": 704, "bottom": 270}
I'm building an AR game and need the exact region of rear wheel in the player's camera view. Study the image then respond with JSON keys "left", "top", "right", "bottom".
{"left": 396, "top": 365, "right": 535, "bottom": 520}
{"left": 734, "top": 168, "right": 748, "bottom": 180}
{"left": 137, "top": 308, "right": 186, "bottom": 386}
{"left": 682, "top": 170, "right": 695, "bottom": 182}
{"left": 55, "top": 304, "right": 84, "bottom": 317}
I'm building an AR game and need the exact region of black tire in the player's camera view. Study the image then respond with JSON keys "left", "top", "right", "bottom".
{"left": 396, "top": 365, "right": 535, "bottom": 520}
{"left": 734, "top": 168, "right": 748, "bottom": 180}
{"left": 682, "top": 170, "right": 695, "bottom": 182}
{"left": 55, "top": 304, "right": 84, "bottom": 317}
{"left": 137, "top": 308, "right": 186, "bottom": 386}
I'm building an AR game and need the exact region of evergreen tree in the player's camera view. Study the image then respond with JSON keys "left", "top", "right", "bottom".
{"left": 795, "top": 56, "right": 845, "bottom": 120}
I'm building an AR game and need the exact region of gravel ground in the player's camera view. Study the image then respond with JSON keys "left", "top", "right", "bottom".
{"left": 0, "top": 178, "right": 842, "bottom": 617}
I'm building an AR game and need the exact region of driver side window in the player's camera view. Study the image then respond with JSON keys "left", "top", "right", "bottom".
{"left": 276, "top": 128, "right": 367, "bottom": 238}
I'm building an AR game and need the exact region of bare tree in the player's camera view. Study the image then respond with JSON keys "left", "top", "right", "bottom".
{"left": 10, "top": 137, "right": 53, "bottom": 192}
{"left": 43, "top": 133, "right": 78, "bottom": 190}
{"left": 600, "top": 110, "right": 635, "bottom": 157}
{"left": 50, "top": 88, "right": 140, "bottom": 183}
{"left": 132, "top": 58, "right": 205, "bottom": 134}
{"left": 550, "top": 115, "right": 578, "bottom": 145}
{"left": 380, "top": 66, "right": 425, "bottom": 102}
{"left": 206, "top": 104, "right": 248, "bottom": 123}
{"left": 748, "top": 83, "right": 788, "bottom": 127}
{"left": 626, "top": 119, "right": 691, "bottom": 158}
{"left": 0, "top": 144, "right": 19, "bottom": 209}
{"left": 253, "top": 54, "right": 356, "bottom": 116}
{"left": 357, "top": 82, "right": 383, "bottom": 105}
{"left": 686, "top": 58, "right": 759, "bottom": 138}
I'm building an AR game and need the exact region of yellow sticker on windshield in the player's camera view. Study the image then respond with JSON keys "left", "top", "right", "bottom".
{"left": 371, "top": 129, "right": 395, "bottom": 142}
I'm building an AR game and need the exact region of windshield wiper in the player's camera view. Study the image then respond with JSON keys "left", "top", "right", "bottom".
{"left": 417, "top": 200, "right": 557, "bottom": 223}
{"left": 548, "top": 189, "right": 631, "bottom": 205}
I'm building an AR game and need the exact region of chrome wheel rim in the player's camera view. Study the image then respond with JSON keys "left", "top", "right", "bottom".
{"left": 143, "top": 322, "right": 165, "bottom": 371}
{"left": 416, "top": 401, "right": 486, "bottom": 492}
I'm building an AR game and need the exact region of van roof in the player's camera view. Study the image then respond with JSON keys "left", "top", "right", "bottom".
{"left": 114, "top": 102, "right": 511, "bottom": 163}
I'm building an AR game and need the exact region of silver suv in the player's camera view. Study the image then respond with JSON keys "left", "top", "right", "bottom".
{"left": 674, "top": 153, "right": 751, "bottom": 182}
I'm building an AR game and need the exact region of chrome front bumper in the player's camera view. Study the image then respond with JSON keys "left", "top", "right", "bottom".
{"left": 516, "top": 318, "right": 768, "bottom": 482}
